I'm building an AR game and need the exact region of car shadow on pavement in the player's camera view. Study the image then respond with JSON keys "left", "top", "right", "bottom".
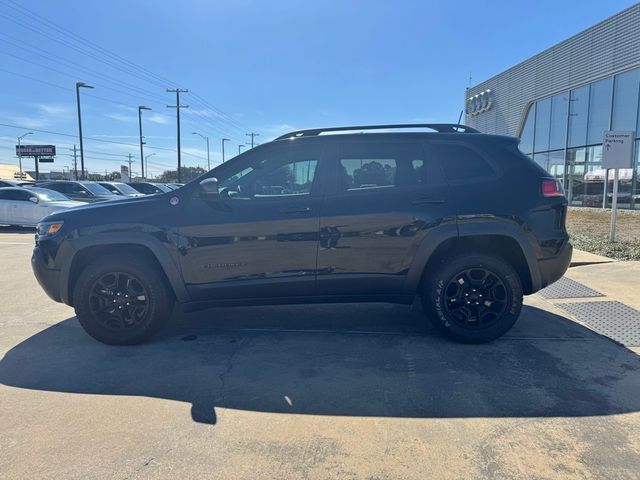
{"left": 1, "top": 303, "right": 639, "bottom": 425}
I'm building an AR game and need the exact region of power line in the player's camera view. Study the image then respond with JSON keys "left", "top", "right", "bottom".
{"left": 0, "top": 122, "right": 208, "bottom": 161}
{"left": 0, "top": 0, "right": 256, "bottom": 137}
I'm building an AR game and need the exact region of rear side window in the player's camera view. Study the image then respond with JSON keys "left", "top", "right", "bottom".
{"left": 434, "top": 143, "right": 494, "bottom": 181}
{"left": 336, "top": 142, "right": 428, "bottom": 192}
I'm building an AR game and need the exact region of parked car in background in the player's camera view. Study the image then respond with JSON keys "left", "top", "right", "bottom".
{"left": 168, "top": 183, "right": 184, "bottom": 189}
{"left": 0, "top": 179, "right": 35, "bottom": 188}
{"left": 36, "top": 181, "right": 118, "bottom": 203}
{"left": 0, "top": 187, "right": 84, "bottom": 226}
{"left": 128, "top": 182, "right": 174, "bottom": 195}
{"left": 97, "top": 182, "right": 145, "bottom": 197}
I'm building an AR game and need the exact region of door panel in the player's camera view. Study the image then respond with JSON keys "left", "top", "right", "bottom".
{"left": 177, "top": 142, "right": 326, "bottom": 301}
{"left": 318, "top": 140, "right": 455, "bottom": 296}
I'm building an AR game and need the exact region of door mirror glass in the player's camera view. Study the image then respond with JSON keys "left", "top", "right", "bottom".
{"left": 29, "top": 196, "right": 39, "bottom": 204}
{"left": 199, "top": 177, "right": 219, "bottom": 198}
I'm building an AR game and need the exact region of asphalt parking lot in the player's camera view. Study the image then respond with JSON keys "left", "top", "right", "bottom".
{"left": 1, "top": 227, "right": 640, "bottom": 479}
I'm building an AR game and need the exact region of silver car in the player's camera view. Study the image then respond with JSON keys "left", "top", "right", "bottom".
{"left": 0, "top": 187, "right": 84, "bottom": 227}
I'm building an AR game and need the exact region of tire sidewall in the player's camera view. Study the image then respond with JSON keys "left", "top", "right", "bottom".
{"left": 424, "top": 254, "right": 523, "bottom": 343}
{"left": 73, "top": 254, "right": 172, "bottom": 345}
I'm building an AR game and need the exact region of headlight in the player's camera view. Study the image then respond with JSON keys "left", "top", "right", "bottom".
{"left": 37, "top": 221, "right": 64, "bottom": 237}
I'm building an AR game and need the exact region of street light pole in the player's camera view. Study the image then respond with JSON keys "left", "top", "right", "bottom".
{"left": 238, "top": 144, "right": 246, "bottom": 155}
{"left": 145, "top": 153, "right": 156, "bottom": 179}
{"left": 192, "top": 132, "right": 210, "bottom": 170}
{"left": 222, "top": 138, "right": 230, "bottom": 163}
{"left": 76, "top": 82, "right": 94, "bottom": 180}
{"left": 17, "top": 131, "right": 33, "bottom": 175}
{"left": 138, "top": 106, "right": 151, "bottom": 180}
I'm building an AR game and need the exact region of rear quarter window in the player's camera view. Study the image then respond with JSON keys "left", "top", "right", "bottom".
{"left": 433, "top": 143, "right": 495, "bottom": 181}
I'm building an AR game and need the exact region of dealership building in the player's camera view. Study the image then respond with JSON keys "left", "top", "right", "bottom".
{"left": 465, "top": 3, "right": 640, "bottom": 208}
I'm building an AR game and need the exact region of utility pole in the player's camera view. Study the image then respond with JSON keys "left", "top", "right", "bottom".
{"left": 246, "top": 132, "right": 260, "bottom": 148}
{"left": 222, "top": 138, "right": 230, "bottom": 163}
{"left": 76, "top": 82, "right": 94, "bottom": 180}
{"left": 69, "top": 145, "right": 79, "bottom": 180}
{"left": 138, "top": 105, "right": 151, "bottom": 180}
{"left": 126, "top": 153, "right": 135, "bottom": 183}
{"left": 167, "top": 88, "right": 189, "bottom": 183}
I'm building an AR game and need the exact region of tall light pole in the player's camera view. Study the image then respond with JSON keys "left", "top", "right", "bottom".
{"left": 192, "top": 132, "right": 210, "bottom": 170}
{"left": 76, "top": 82, "right": 93, "bottom": 180}
{"left": 238, "top": 144, "right": 246, "bottom": 155}
{"left": 138, "top": 105, "right": 151, "bottom": 180}
{"left": 145, "top": 153, "right": 156, "bottom": 179}
{"left": 222, "top": 138, "right": 230, "bottom": 163}
{"left": 17, "top": 131, "right": 33, "bottom": 175}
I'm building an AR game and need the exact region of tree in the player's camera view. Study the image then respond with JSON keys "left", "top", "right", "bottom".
{"left": 157, "top": 166, "right": 207, "bottom": 183}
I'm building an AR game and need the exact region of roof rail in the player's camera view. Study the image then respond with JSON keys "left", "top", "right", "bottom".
{"left": 274, "top": 123, "right": 479, "bottom": 140}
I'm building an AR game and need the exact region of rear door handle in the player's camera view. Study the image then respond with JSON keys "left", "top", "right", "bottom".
{"left": 278, "top": 207, "right": 313, "bottom": 214}
{"left": 411, "top": 197, "right": 445, "bottom": 205}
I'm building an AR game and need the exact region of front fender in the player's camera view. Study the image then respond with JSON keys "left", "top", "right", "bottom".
{"left": 58, "top": 228, "right": 190, "bottom": 305}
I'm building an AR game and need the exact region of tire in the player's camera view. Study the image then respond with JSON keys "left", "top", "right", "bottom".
{"left": 73, "top": 253, "right": 174, "bottom": 345}
{"left": 421, "top": 253, "right": 523, "bottom": 344}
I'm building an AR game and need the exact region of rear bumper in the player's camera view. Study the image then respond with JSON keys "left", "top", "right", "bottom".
{"left": 535, "top": 241, "right": 573, "bottom": 292}
{"left": 31, "top": 247, "right": 63, "bottom": 303}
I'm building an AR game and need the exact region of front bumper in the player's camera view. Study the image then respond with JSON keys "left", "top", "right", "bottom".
{"left": 31, "top": 247, "right": 63, "bottom": 303}
{"left": 536, "top": 240, "right": 573, "bottom": 292}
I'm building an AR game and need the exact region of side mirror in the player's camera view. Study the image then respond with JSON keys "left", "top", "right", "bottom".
{"left": 29, "top": 196, "right": 39, "bottom": 204}
{"left": 199, "top": 177, "right": 219, "bottom": 199}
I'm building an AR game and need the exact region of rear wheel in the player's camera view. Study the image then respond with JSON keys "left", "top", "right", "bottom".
{"left": 422, "top": 254, "right": 523, "bottom": 343}
{"left": 73, "top": 254, "right": 174, "bottom": 345}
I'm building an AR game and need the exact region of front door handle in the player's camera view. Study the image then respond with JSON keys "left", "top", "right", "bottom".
{"left": 278, "top": 207, "right": 313, "bottom": 214}
{"left": 411, "top": 197, "right": 445, "bottom": 205}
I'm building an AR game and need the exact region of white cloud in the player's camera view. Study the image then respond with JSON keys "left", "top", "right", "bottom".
{"left": 148, "top": 113, "right": 169, "bottom": 125}
{"left": 104, "top": 112, "right": 136, "bottom": 123}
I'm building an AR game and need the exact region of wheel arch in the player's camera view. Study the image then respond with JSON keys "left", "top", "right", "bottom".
{"left": 62, "top": 236, "right": 189, "bottom": 306}
{"left": 406, "top": 227, "right": 540, "bottom": 296}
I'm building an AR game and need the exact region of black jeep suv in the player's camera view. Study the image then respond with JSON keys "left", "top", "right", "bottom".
{"left": 31, "top": 124, "right": 571, "bottom": 345}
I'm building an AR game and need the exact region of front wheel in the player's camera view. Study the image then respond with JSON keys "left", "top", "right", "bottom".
{"left": 422, "top": 254, "right": 523, "bottom": 343}
{"left": 73, "top": 254, "right": 174, "bottom": 345}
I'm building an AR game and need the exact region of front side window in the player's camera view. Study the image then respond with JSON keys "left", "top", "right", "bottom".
{"left": 218, "top": 145, "right": 321, "bottom": 199}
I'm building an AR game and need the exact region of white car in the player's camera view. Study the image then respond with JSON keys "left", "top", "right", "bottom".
{"left": 0, "top": 187, "right": 85, "bottom": 227}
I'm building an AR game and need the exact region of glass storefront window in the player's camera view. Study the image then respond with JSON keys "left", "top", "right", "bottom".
{"left": 519, "top": 104, "right": 535, "bottom": 155}
{"left": 587, "top": 77, "right": 612, "bottom": 144}
{"left": 549, "top": 92, "right": 569, "bottom": 150}
{"left": 519, "top": 70, "right": 640, "bottom": 209}
{"left": 568, "top": 85, "right": 589, "bottom": 147}
{"left": 611, "top": 67, "right": 640, "bottom": 134}
{"left": 534, "top": 97, "right": 551, "bottom": 152}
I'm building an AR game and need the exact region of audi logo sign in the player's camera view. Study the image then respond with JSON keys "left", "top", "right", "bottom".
{"left": 467, "top": 89, "right": 493, "bottom": 116}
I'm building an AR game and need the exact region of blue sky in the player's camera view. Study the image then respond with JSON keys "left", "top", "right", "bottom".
{"left": 0, "top": 0, "right": 636, "bottom": 177}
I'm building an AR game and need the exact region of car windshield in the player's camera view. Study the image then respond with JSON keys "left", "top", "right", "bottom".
{"left": 83, "top": 182, "right": 116, "bottom": 195}
{"left": 31, "top": 187, "right": 70, "bottom": 202}
{"left": 112, "top": 183, "right": 140, "bottom": 195}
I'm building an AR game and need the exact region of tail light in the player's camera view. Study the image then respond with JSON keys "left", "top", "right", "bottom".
{"left": 541, "top": 178, "right": 564, "bottom": 197}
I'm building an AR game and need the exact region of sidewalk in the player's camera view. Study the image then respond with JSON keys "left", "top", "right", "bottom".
{"left": 537, "top": 249, "right": 640, "bottom": 354}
